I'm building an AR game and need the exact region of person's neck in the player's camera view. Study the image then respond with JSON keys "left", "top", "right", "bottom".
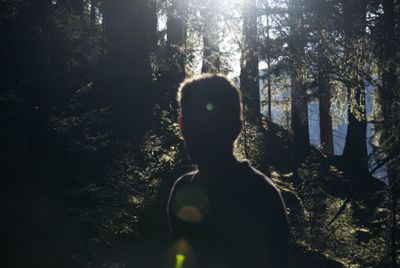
{"left": 196, "top": 152, "right": 238, "bottom": 182}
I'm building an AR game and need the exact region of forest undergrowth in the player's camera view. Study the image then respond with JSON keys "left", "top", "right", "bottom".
{"left": 63, "top": 114, "right": 390, "bottom": 268}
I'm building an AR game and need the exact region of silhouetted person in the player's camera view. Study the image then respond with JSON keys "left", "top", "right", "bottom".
{"left": 167, "top": 74, "right": 289, "bottom": 268}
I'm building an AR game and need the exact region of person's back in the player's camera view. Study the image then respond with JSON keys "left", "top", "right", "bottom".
{"left": 167, "top": 74, "right": 289, "bottom": 268}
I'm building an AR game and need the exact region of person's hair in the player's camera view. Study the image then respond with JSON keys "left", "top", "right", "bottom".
{"left": 177, "top": 73, "right": 243, "bottom": 139}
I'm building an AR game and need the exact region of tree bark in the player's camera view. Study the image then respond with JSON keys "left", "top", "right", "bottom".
{"left": 90, "top": 0, "right": 97, "bottom": 26}
{"left": 201, "top": 1, "right": 220, "bottom": 73}
{"left": 30, "top": 0, "right": 52, "bottom": 21}
{"left": 318, "top": 58, "right": 334, "bottom": 156}
{"left": 265, "top": 1, "right": 272, "bottom": 120}
{"left": 342, "top": 0, "right": 368, "bottom": 171}
{"left": 342, "top": 80, "right": 367, "bottom": 170}
{"left": 289, "top": 0, "right": 310, "bottom": 166}
{"left": 240, "top": 0, "right": 261, "bottom": 126}
{"left": 380, "top": 0, "right": 400, "bottom": 266}
{"left": 57, "top": 0, "right": 84, "bottom": 15}
{"left": 165, "top": 0, "right": 188, "bottom": 105}
{"left": 167, "top": 0, "right": 187, "bottom": 73}
{"left": 100, "top": 0, "right": 155, "bottom": 139}
{"left": 70, "top": 0, "right": 83, "bottom": 15}
{"left": 315, "top": 7, "right": 334, "bottom": 156}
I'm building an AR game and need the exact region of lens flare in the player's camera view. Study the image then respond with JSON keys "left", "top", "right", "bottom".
{"left": 177, "top": 205, "right": 203, "bottom": 223}
{"left": 172, "top": 185, "right": 210, "bottom": 223}
{"left": 161, "top": 239, "right": 193, "bottom": 268}
{"left": 206, "top": 102, "right": 214, "bottom": 111}
{"left": 175, "top": 254, "right": 186, "bottom": 268}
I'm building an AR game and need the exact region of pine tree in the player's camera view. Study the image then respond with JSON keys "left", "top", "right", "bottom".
{"left": 377, "top": 0, "right": 400, "bottom": 265}
{"left": 288, "top": 0, "right": 310, "bottom": 165}
{"left": 240, "top": 0, "right": 262, "bottom": 126}
{"left": 100, "top": 0, "right": 156, "bottom": 139}
{"left": 342, "top": 0, "right": 368, "bottom": 172}
{"left": 201, "top": 0, "right": 220, "bottom": 73}
{"left": 165, "top": 0, "right": 188, "bottom": 104}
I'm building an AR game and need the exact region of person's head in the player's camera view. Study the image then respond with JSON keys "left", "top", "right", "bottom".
{"left": 177, "top": 74, "right": 243, "bottom": 163}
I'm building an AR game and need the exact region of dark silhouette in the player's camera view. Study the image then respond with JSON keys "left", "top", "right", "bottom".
{"left": 167, "top": 74, "right": 289, "bottom": 268}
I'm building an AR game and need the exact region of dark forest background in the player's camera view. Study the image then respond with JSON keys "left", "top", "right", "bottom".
{"left": 0, "top": 0, "right": 399, "bottom": 267}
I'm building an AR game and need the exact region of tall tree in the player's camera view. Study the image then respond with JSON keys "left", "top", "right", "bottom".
{"left": 31, "top": 0, "right": 52, "bottom": 21}
{"left": 342, "top": 0, "right": 368, "bottom": 171}
{"left": 100, "top": 0, "right": 156, "bottom": 139}
{"left": 308, "top": 0, "right": 337, "bottom": 156}
{"left": 69, "top": 0, "right": 84, "bottom": 15}
{"left": 316, "top": 9, "right": 334, "bottom": 156}
{"left": 240, "top": 0, "right": 261, "bottom": 125}
{"left": 90, "top": 0, "right": 97, "bottom": 26}
{"left": 288, "top": 0, "right": 310, "bottom": 165}
{"left": 265, "top": 5, "right": 272, "bottom": 120}
{"left": 57, "top": 0, "right": 84, "bottom": 15}
{"left": 378, "top": 0, "right": 400, "bottom": 266}
{"left": 165, "top": 0, "right": 188, "bottom": 104}
{"left": 201, "top": 0, "right": 220, "bottom": 73}
{"left": 318, "top": 54, "right": 334, "bottom": 156}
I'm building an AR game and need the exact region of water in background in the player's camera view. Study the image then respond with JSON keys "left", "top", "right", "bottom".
{"left": 260, "top": 77, "right": 387, "bottom": 182}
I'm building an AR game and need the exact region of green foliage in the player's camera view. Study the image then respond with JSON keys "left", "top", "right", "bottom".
{"left": 232, "top": 118, "right": 390, "bottom": 267}
{"left": 235, "top": 122, "right": 266, "bottom": 169}
{"left": 283, "top": 151, "right": 388, "bottom": 267}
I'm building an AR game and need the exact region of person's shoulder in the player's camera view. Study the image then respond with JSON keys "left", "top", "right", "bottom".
{"left": 237, "top": 160, "right": 277, "bottom": 190}
{"left": 238, "top": 160, "right": 288, "bottom": 219}
{"left": 168, "top": 170, "right": 198, "bottom": 209}
{"left": 172, "top": 170, "right": 198, "bottom": 189}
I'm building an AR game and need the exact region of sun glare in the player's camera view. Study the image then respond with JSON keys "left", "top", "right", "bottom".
{"left": 158, "top": 0, "right": 287, "bottom": 78}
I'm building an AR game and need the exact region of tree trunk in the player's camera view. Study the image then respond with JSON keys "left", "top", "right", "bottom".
{"left": 201, "top": 2, "right": 220, "bottom": 73}
{"left": 167, "top": 0, "right": 187, "bottom": 75}
{"left": 315, "top": 8, "right": 334, "bottom": 156}
{"left": 58, "top": 0, "right": 84, "bottom": 15}
{"left": 156, "top": 0, "right": 188, "bottom": 113}
{"left": 240, "top": 0, "right": 261, "bottom": 126}
{"left": 70, "top": 0, "right": 83, "bottom": 15}
{"left": 291, "top": 71, "right": 310, "bottom": 166}
{"left": 100, "top": 0, "right": 155, "bottom": 139}
{"left": 318, "top": 59, "right": 334, "bottom": 156}
{"left": 90, "top": 0, "right": 97, "bottom": 26}
{"left": 265, "top": 2, "right": 272, "bottom": 120}
{"left": 342, "top": 0, "right": 368, "bottom": 171}
{"left": 30, "top": 0, "right": 52, "bottom": 21}
{"left": 289, "top": 0, "right": 310, "bottom": 166}
{"left": 164, "top": 0, "right": 188, "bottom": 107}
{"left": 380, "top": 0, "right": 400, "bottom": 266}
{"left": 202, "top": 24, "right": 220, "bottom": 73}
{"left": 342, "top": 80, "right": 367, "bottom": 170}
